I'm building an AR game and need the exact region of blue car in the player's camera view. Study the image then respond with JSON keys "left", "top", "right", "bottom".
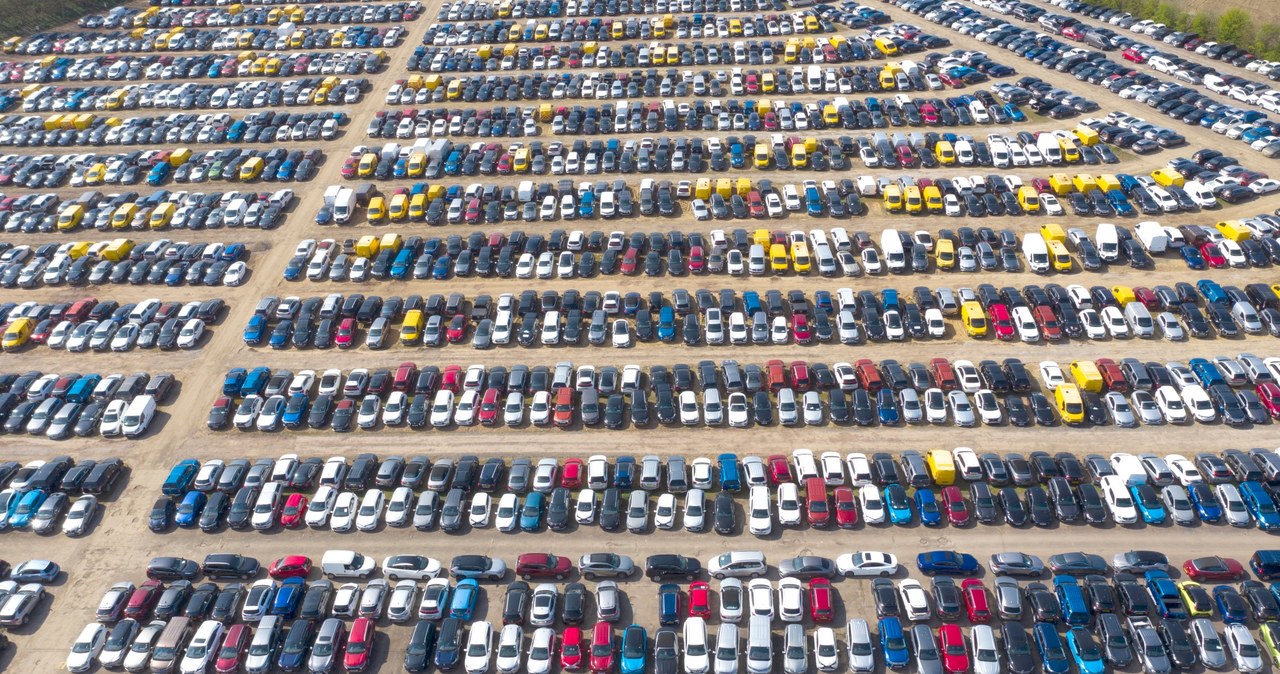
{"left": 1066, "top": 626, "right": 1105, "bottom": 674}
{"left": 174, "top": 490, "right": 206, "bottom": 528}
{"left": 876, "top": 388, "right": 899, "bottom": 425}
{"left": 615, "top": 457, "right": 636, "bottom": 488}
{"left": 1240, "top": 481, "right": 1280, "bottom": 529}
{"left": 282, "top": 393, "right": 309, "bottom": 428}
{"left": 240, "top": 367, "right": 270, "bottom": 397}
{"left": 657, "top": 585, "right": 680, "bottom": 626}
{"left": 1180, "top": 245, "right": 1206, "bottom": 269}
{"left": 620, "top": 624, "right": 647, "bottom": 674}
{"left": 269, "top": 321, "right": 292, "bottom": 349}
{"left": 271, "top": 577, "right": 305, "bottom": 618}
{"left": 432, "top": 257, "right": 451, "bottom": 279}
{"left": 657, "top": 307, "right": 676, "bottom": 342}
{"left": 1033, "top": 621, "right": 1071, "bottom": 674}
{"left": 717, "top": 454, "right": 741, "bottom": 492}
{"left": 243, "top": 314, "right": 267, "bottom": 345}
{"left": 277, "top": 619, "right": 315, "bottom": 671}
{"left": 916, "top": 489, "right": 941, "bottom": 527}
{"left": 1129, "top": 485, "right": 1166, "bottom": 524}
{"left": 879, "top": 617, "right": 910, "bottom": 670}
{"left": 884, "top": 485, "right": 913, "bottom": 525}
{"left": 520, "top": 492, "right": 545, "bottom": 532}
{"left": 10, "top": 489, "right": 46, "bottom": 529}
{"left": 916, "top": 550, "right": 979, "bottom": 576}
{"left": 161, "top": 459, "right": 200, "bottom": 496}
{"left": 1054, "top": 576, "right": 1091, "bottom": 625}
{"left": 450, "top": 579, "right": 479, "bottom": 619}
{"left": 222, "top": 368, "right": 247, "bottom": 396}
{"left": 1005, "top": 103, "right": 1027, "bottom": 122}
{"left": 1213, "top": 585, "right": 1250, "bottom": 624}
{"left": 1187, "top": 484, "right": 1222, "bottom": 522}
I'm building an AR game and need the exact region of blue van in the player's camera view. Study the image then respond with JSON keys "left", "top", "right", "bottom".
{"left": 162, "top": 459, "right": 200, "bottom": 496}
{"left": 718, "top": 453, "right": 741, "bottom": 492}
{"left": 1196, "top": 279, "right": 1227, "bottom": 305}
{"left": 1188, "top": 358, "right": 1225, "bottom": 388}
{"left": 65, "top": 374, "right": 101, "bottom": 404}
{"left": 1240, "top": 482, "right": 1280, "bottom": 530}
{"left": 1250, "top": 550, "right": 1280, "bottom": 579}
{"left": 1053, "top": 576, "right": 1091, "bottom": 625}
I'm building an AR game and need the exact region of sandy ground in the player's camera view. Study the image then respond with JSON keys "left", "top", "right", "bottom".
{"left": 3, "top": 0, "right": 1280, "bottom": 670}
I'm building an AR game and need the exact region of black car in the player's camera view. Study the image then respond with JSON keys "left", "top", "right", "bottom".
{"left": 200, "top": 553, "right": 259, "bottom": 580}
{"left": 547, "top": 487, "right": 571, "bottom": 531}
{"left": 599, "top": 488, "right": 622, "bottom": 531}
{"left": 210, "top": 583, "right": 245, "bottom": 623}
{"left": 645, "top": 554, "right": 700, "bottom": 580}
{"left": 148, "top": 497, "right": 174, "bottom": 532}
{"left": 970, "top": 483, "right": 1000, "bottom": 524}
{"left": 1023, "top": 582, "right": 1061, "bottom": 622}
{"left": 1001, "top": 623, "right": 1038, "bottom": 674}
{"left": 502, "top": 581, "right": 530, "bottom": 625}
{"left": 999, "top": 487, "right": 1028, "bottom": 527}
{"left": 146, "top": 556, "right": 201, "bottom": 581}
{"left": 932, "top": 578, "right": 963, "bottom": 620}
{"left": 713, "top": 491, "right": 735, "bottom": 535}
{"left": 299, "top": 581, "right": 334, "bottom": 621}
{"left": 433, "top": 618, "right": 463, "bottom": 671}
{"left": 562, "top": 582, "right": 587, "bottom": 625}
{"left": 405, "top": 620, "right": 437, "bottom": 672}
{"left": 227, "top": 486, "right": 257, "bottom": 530}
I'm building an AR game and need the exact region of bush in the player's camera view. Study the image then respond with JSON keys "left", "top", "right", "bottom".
{"left": 0, "top": 0, "right": 126, "bottom": 38}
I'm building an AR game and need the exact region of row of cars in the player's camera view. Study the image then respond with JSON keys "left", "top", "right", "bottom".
{"left": 0, "top": 238, "right": 250, "bottom": 289}
{"left": 4, "top": 296, "right": 222, "bottom": 353}
{"left": 9, "top": 47, "right": 390, "bottom": 86}
{"left": 71, "top": 547, "right": 1280, "bottom": 674}
{"left": 52, "top": 188, "right": 293, "bottom": 236}
{"left": 910, "top": 0, "right": 1280, "bottom": 157}
{"left": 0, "top": 370, "right": 171, "bottom": 439}
{"left": 70, "top": 2, "right": 425, "bottom": 34}
{"left": 0, "top": 110, "right": 346, "bottom": 149}
{"left": 155, "top": 445, "right": 1280, "bottom": 533}
{"left": 7, "top": 23, "right": 406, "bottom": 57}
{"left": 14, "top": 76, "right": 369, "bottom": 115}
{"left": 0, "top": 456, "right": 121, "bottom": 536}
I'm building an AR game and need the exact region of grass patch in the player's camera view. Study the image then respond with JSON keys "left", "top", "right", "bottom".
{"left": 0, "top": 0, "right": 126, "bottom": 37}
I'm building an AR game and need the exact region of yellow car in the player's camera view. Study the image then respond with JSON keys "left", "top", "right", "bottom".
{"left": 1260, "top": 621, "right": 1280, "bottom": 665}
{"left": 2, "top": 317, "right": 33, "bottom": 351}
{"left": 357, "top": 153, "right": 378, "bottom": 178}
{"left": 1176, "top": 582, "right": 1214, "bottom": 617}
{"left": 367, "top": 197, "right": 387, "bottom": 223}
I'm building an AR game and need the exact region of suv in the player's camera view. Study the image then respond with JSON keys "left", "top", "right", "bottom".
{"left": 708, "top": 551, "right": 768, "bottom": 579}
{"left": 201, "top": 554, "right": 261, "bottom": 580}
{"left": 645, "top": 554, "right": 701, "bottom": 581}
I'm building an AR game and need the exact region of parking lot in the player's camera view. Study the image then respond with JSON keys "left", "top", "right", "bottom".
{"left": 4, "top": 0, "right": 1280, "bottom": 669}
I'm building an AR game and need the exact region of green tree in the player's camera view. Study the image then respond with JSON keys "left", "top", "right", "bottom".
{"left": 1191, "top": 12, "right": 1217, "bottom": 40}
{"left": 1152, "top": 3, "right": 1181, "bottom": 28}
{"left": 1218, "top": 8, "right": 1253, "bottom": 45}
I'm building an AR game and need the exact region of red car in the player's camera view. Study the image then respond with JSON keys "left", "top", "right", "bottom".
{"left": 340, "top": 156, "right": 358, "bottom": 178}
{"left": 516, "top": 553, "right": 573, "bottom": 580}
{"left": 854, "top": 359, "right": 884, "bottom": 391}
{"left": 793, "top": 315, "right": 811, "bottom": 344}
{"left": 809, "top": 578, "right": 834, "bottom": 622}
{"left": 561, "top": 627, "right": 584, "bottom": 671}
{"left": 805, "top": 478, "right": 830, "bottom": 527}
{"left": 689, "top": 581, "right": 712, "bottom": 618}
{"left": 561, "top": 458, "right": 584, "bottom": 488}
{"left": 938, "top": 624, "right": 970, "bottom": 674}
{"left": 268, "top": 555, "right": 312, "bottom": 579}
{"left": 940, "top": 487, "right": 971, "bottom": 526}
{"left": 334, "top": 317, "right": 357, "bottom": 348}
{"left": 689, "top": 245, "right": 705, "bottom": 273}
{"left": 834, "top": 487, "right": 859, "bottom": 528}
{"left": 1123, "top": 47, "right": 1147, "bottom": 62}
{"left": 930, "top": 358, "right": 958, "bottom": 390}
{"left": 392, "top": 362, "right": 417, "bottom": 392}
{"left": 1133, "top": 287, "right": 1159, "bottom": 309}
{"left": 1259, "top": 382, "right": 1280, "bottom": 418}
{"left": 766, "top": 455, "right": 793, "bottom": 484}
{"left": 961, "top": 579, "right": 992, "bottom": 623}
{"left": 440, "top": 365, "right": 462, "bottom": 393}
{"left": 620, "top": 248, "right": 639, "bottom": 274}
{"left": 446, "top": 315, "right": 467, "bottom": 343}
{"left": 478, "top": 388, "right": 501, "bottom": 426}
{"left": 344, "top": 617, "right": 375, "bottom": 671}
{"left": 989, "top": 303, "right": 1015, "bottom": 341}
{"left": 279, "top": 493, "right": 308, "bottom": 528}
{"left": 1200, "top": 242, "right": 1227, "bottom": 268}
{"left": 124, "top": 579, "right": 163, "bottom": 620}
{"left": 1182, "top": 556, "right": 1245, "bottom": 581}
{"left": 589, "top": 622, "right": 614, "bottom": 673}
{"left": 214, "top": 624, "right": 250, "bottom": 674}
{"left": 790, "top": 361, "right": 812, "bottom": 392}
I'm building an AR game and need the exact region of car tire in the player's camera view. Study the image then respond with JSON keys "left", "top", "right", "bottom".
{"left": 714, "top": 573, "right": 724, "bottom": 580}
{"left": 584, "top": 573, "right": 595, "bottom": 581}
{"left": 881, "top": 571, "right": 891, "bottom": 578}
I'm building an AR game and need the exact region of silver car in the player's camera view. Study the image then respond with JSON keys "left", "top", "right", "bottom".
{"left": 783, "top": 623, "right": 807, "bottom": 674}
{"left": 845, "top": 619, "right": 875, "bottom": 673}
{"left": 308, "top": 618, "right": 345, "bottom": 673}
{"left": 1189, "top": 618, "right": 1227, "bottom": 670}
{"left": 911, "top": 624, "right": 943, "bottom": 674}
{"left": 596, "top": 581, "right": 620, "bottom": 622}
{"left": 530, "top": 584, "right": 558, "bottom": 627}
{"left": 31, "top": 492, "right": 68, "bottom": 535}
{"left": 625, "top": 490, "right": 649, "bottom": 533}
{"left": 1214, "top": 484, "right": 1253, "bottom": 527}
{"left": 1104, "top": 392, "right": 1136, "bottom": 428}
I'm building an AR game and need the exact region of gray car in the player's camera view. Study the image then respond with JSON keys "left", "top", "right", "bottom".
{"left": 910, "top": 623, "right": 943, "bottom": 674}
{"left": 626, "top": 490, "right": 649, "bottom": 533}
{"left": 308, "top": 618, "right": 344, "bottom": 672}
{"left": 579, "top": 553, "right": 635, "bottom": 580}
{"left": 1096, "top": 613, "right": 1133, "bottom": 668}
{"left": 994, "top": 577, "right": 1024, "bottom": 620}
{"left": 989, "top": 552, "right": 1045, "bottom": 577}
{"left": 596, "top": 580, "right": 621, "bottom": 622}
{"left": 783, "top": 623, "right": 807, "bottom": 674}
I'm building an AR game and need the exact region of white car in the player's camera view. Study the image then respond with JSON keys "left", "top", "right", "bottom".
{"left": 845, "top": 454, "right": 873, "bottom": 486}
{"left": 1039, "top": 361, "right": 1066, "bottom": 390}
{"left": 503, "top": 392, "right": 524, "bottom": 426}
{"left": 355, "top": 490, "right": 384, "bottom": 532}
{"left": 654, "top": 493, "right": 678, "bottom": 529}
{"left": 573, "top": 490, "right": 595, "bottom": 525}
{"left": 720, "top": 579, "right": 745, "bottom": 623}
{"left": 383, "top": 392, "right": 408, "bottom": 426}
{"left": 62, "top": 494, "right": 97, "bottom": 536}
{"left": 1167, "top": 455, "right": 1203, "bottom": 485}
{"left": 777, "top": 578, "right": 805, "bottom": 622}
{"left": 683, "top": 617, "right": 711, "bottom": 674}
{"left": 924, "top": 388, "right": 948, "bottom": 424}
{"left": 1100, "top": 476, "right": 1138, "bottom": 524}
{"left": 1100, "top": 306, "right": 1130, "bottom": 338}
{"left": 430, "top": 390, "right": 455, "bottom": 427}
{"left": 330, "top": 491, "right": 359, "bottom": 532}
{"left": 1225, "top": 623, "right": 1264, "bottom": 673}
{"left": 529, "top": 391, "right": 552, "bottom": 426}
{"left": 453, "top": 390, "right": 478, "bottom": 426}
{"left": 66, "top": 622, "right": 107, "bottom": 673}
{"left": 305, "top": 486, "right": 337, "bottom": 528}
{"left": 684, "top": 489, "right": 705, "bottom": 532}
{"left": 748, "top": 578, "right": 774, "bottom": 619}
{"left": 176, "top": 318, "right": 205, "bottom": 349}
{"left": 178, "top": 619, "right": 222, "bottom": 674}
{"left": 727, "top": 392, "right": 750, "bottom": 427}
{"left": 611, "top": 319, "right": 632, "bottom": 347}
{"left": 836, "top": 551, "right": 899, "bottom": 577}
{"left": 777, "top": 483, "right": 802, "bottom": 526}
{"left": 813, "top": 627, "right": 839, "bottom": 672}
{"left": 859, "top": 488, "right": 887, "bottom": 525}
{"left": 496, "top": 624, "right": 524, "bottom": 674}
{"left": 1078, "top": 309, "right": 1107, "bottom": 339}
{"left": 748, "top": 486, "right": 772, "bottom": 535}
{"left": 974, "top": 390, "right": 1003, "bottom": 425}
{"left": 972, "top": 625, "right": 1001, "bottom": 674}
{"left": 469, "top": 492, "right": 492, "bottom": 528}
{"left": 948, "top": 391, "right": 975, "bottom": 427}
{"left": 526, "top": 628, "right": 556, "bottom": 674}
{"left": 464, "top": 621, "right": 494, "bottom": 674}
{"left": 898, "top": 579, "right": 931, "bottom": 621}
{"left": 1180, "top": 385, "right": 1217, "bottom": 422}
{"left": 496, "top": 493, "right": 520, "bottom": 532}
{"left": 691, "top": 459, "right": 714, "bottom": 490}
{"left": 386, "top": 487, "right": 414, "bottom": 528}
{"left": 1155, "top": 386, "right": 1188, "bottom": 423}
{"left": 333, "top": 583, "right": 361, "bottom": 618}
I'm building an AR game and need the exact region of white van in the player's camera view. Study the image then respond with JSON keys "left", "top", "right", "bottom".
{"left": 880, "top": 229, "right": 905, "bottom": 273}
{"left": 120, "top": 395, "right": 156, "bottom": 438}
{"left": 746, "top": 615, "right": 773, "bottom": 674}
{"left": 748, "top": 244, "right": 766, "bottom": 275}
{"left": 1021, "top": 233, "right": 1050, "bottom": 274}
{"left": 1095, "top": 223, "right": 1120, "bottom": 261}
{"left": 321, "top": 550, "right": 377, "bottom": 578}
{"left": 1124, "top": 303, "right": 1155, "bottom": 338}
{"left": 1036, "top": 134, "right": 1063, "bottom": 164}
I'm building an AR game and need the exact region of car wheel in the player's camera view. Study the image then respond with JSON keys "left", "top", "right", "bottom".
{"left": 555, "top": 574, "right": 564, "bottom": 580}
{"left": 521, "top": 574, "right": 531, "bottom": 581}
{"left": 714, "top": 573, "right": 725, "bottom": 580}
{"left": 584, "top": 573, "right": 595, "bottom": 581}
{"left": 880, "top": 571, "right": 891, "bottom": 578}
{"left": 387, "top": 573, "right": 397, "bottom": 581}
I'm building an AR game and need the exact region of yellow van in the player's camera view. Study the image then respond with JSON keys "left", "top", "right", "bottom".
{"left": 366, "top": 196, "right": 387, "bottom": 223}
{"left": 752, "top": 229, "right": 771, "bottom": 248}
{"left": 1047, "top": 240, "right": 1072, "bottom": 272}
{"left": 791, "top": 241, "right": 812, "bottom": 273}
{"left": 1039, "top": 223, "right": 1066, "bottom": 244}
{"left": 926, "top": 450, "right": 956, "bottom": 486}
{"left": 878, "top": 68, "right": 896, "bottom": 90}
{"left": 84, "top": 163, "right": 107, "bottom": 186}
{"left": 715, "top": 178, "right": 732, "bottom": 199}
{"left": 790, "top": 144, "right": 807, "bottom": 168}
{"left": 1068, "top": 361, "right": 1103, "bottom": 393}
{"left": 1215, "top": 220, "right": 1252, "bottom": 242}
{"left": 823, "top": 104, "right": 839, "bottom": 125}
{"left": 1111, "top": 286, "right": 1136, "bottom": 305}
{"left": 1071, "top": 126, "right": 1098, "bottom": 146}
{"left": 388, "top": 193, "right": 408, "bottom": 221}
{"left": 355, "top": 235, "right": 380, "bottom": 258}
{"left": 238, "top": 157, "right": 264, "bottom": 181}
{"left": 874, "top": 36, "right": 898, "bottom": 56}
{"left": 695, "top": 179, "right": 712, "bottom": 200}
{"left": 513, "top": 147, "right": 530, "bottom": 173}
{"left": 1048, "top": 173, "right": 1072, "bottom": 195}
{"left": 736, "top": 178, "right": 752, "bottom": 197}
{"left": 149, "top": 203, "right": 175, "bottom": 229}
{"left": 111, "top": 203, "right": 138, "bottom": 229}
{"left": 754, "top": 144, "right": 770, "bottom": 168}
{"left": 761, "top": 72, "right": 776, "bottom": 92}
{"left": 960, "top": 301, "right": 987, "bottom": 337}
{"left": 923, "top": 185, "right": 943, "bottom": 213}
{"left": 1059, "top": 140, "right": 1080, "bottom": 163}
{"left": 57, "top": 204, "right": 84, "bottom": 231}
{"left": 935, "top": 141, "right": 955, "bottom": 165}
{"left": 409, "top": 193, "right": 428, "bottom": 220}
{"left": 1151, "top": 167, "right": 1183, "bottom": 187}
{"left": 934, "top": 238, "right": 955, "bottom": 269}
{"left": 1095, "top": 174, "right": 1120, "bottom": 192}
{"left": 729, "top": 19, "right": 743, "bottom": 36}
{"left": 2, "top": 317, "right": 33, "bottom": 351}
{"left": 1017, "top": 186, "right": 1041, "bottom": 213}
{"left": 379, "top": 233, "right": 403, "bottom": 253}
{"left": 882, "top": 184, "right": 903, "bottom": 212}
{"left": 1071, "top": 174, "right": 1098, "bottom": 193}
{"left": 903, "top": 185, "right": 922, "bottom": 214}
{"left": 1055, "top": 384, "right": 1085, "bottom": 425}
{"left": 357, "top": 153, "right": 378, "bottom": 177}
{"left": 769, "top": 243, "right": 789, "bottom": 273}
